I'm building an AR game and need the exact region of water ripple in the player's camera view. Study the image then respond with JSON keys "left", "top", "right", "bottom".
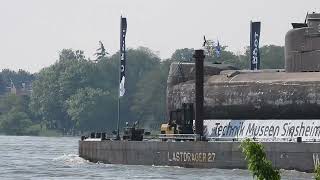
{"left": 0, "top": 135, "right": 314, "bottom": 180}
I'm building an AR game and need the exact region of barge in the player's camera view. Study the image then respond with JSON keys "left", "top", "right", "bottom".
{"left": 79, "top": 13, "right": 320, "bottom": 172}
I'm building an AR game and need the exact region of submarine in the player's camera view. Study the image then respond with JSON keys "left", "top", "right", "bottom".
{"left": 79, "top": 13, "right": 320, "bottom": 172}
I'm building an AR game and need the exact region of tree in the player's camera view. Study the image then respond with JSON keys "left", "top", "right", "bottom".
{"left": 30, "top": 47, "right": 164, "bottom": 132}
{"left": 0, "top": 69, "right": 34, "bottom": 91}
{"left": 26, "top": 44, "right": 285, "bottom": 134}
{"left": 0, "top": 93, "right": 39, "bottom": 135}
{"left": 240, "top": 139, "right": 280, "bottom": 180}
{"left": 66, "top": 87, "right": 117, "bottom": 131}
{"left": 30, "top": 66, "right": 65, "bottom": 129}
{"left": 171, "top": 48, "right": 194, "bottom": 62}
{"left": 94, "top": 41, "right": 108, "bottom": 61}
{"left": 0, "top": 74, "right": 6, "bottom": 94}
{"left": 30, "top": 49, "right": 97, "bottom": 130}
{"left": 203, "top": 39, "right": 243, "bottom": 68}
{"left": 130, "top": 60, "right": 170, "bottom": 128}
{"left": 230, "top": 45, "right": 284, "bottom": 70}
{"left": 103, "top": 47, "right": 162, "bottom": 125}
{"left": 315, "top": 164, "right": 320, "bottom": 180}
{"left": 260, "top": 45, "right": 284, "bottom": 69}
{"left": 0, "top": 94, "right": 32, "bottom": 117}
{"left": 0, "top": 108, "right": 32, "bottom": 135}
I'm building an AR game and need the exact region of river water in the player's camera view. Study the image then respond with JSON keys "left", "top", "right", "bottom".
{"left": 0, "top": 135, "right": 314, "bottom": 180}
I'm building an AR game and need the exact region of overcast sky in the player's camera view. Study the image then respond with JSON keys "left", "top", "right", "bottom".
{"left": 0, "top": 0, "right": 319, "bottom": 72}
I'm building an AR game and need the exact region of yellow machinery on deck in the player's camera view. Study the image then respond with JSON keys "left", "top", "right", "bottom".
{"left": 160, "top": 103, "right": 195, "bottom": 140}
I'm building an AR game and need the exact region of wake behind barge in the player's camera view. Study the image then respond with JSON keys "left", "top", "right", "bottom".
{"left": 79, "top": 13, "right": 320, "bottom": 172}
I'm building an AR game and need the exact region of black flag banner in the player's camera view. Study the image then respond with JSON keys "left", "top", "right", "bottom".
{"left": 250, "top": 21, "right": 261, "bottom": 70}
{"left": 119, "top": 16, "right": 127, "bottom": 97}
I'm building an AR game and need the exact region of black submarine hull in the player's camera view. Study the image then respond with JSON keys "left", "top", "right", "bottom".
{"left": 79, "top": 140, "right": 320, "bottom": 172}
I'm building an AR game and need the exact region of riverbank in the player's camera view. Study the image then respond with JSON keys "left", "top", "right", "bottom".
{"left": 0, "top": 128, "right": 65, "bottom": 137}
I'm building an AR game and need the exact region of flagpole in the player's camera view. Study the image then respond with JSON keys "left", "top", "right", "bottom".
{"left": 250, "top": 20, "right": 252, "bottom": 70}
{"left": 116, "top": 88, "right": 120, "bottom": 140}
{"left": 116, "top": 16, "right": 127, "bottom": 140}
{"left": 116, "top": 16, "right": 122, "bottom": 140}
{"left": 116, "top": 78, "right": 120, "bottom": 140}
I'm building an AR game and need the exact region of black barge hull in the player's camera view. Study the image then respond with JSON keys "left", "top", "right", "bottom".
{"left": 79, "top": 140, "right": 320, "bottom": 172}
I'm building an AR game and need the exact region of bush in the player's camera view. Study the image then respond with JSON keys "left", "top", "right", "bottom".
{"left": 24, "top": 124, "right": 42, "bottom": 136}
{"left": 315, "top": 164, "right": 320, "bottom": 180}
{"left": 240, "top": 139, "right": 280, "bottom": 180}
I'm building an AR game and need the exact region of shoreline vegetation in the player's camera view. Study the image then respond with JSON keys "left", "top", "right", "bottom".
{"left": 241, "top": 139, "right": 280, "bottom": 180}
{"left": 241, "top": 139, "right": 320, "bottom": 179}
{"left": 0, "top": 44, "right": 284, "bottom": 136}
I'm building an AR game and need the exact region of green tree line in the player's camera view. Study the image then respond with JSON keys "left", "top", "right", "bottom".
{"left": 0, "top": 44, "right": 284, "bottom": 135}
{"left": 0, "top": 69, "right": 34, "bottom": 94}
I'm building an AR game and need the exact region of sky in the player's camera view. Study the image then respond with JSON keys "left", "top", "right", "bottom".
{"left": 0, "top": 0, "right": 319, "bottom": 73}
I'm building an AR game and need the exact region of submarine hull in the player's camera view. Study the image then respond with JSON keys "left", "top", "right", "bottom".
{"left": 168, "top": 71, "right": 320, "bottom": 119}
{"left": 79, "top": 140, "right": 320, "bottom": 172}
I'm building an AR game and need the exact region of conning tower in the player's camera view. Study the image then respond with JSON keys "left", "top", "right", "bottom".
{"left": 286, "top": 13, "right": 320, "bottom": 72}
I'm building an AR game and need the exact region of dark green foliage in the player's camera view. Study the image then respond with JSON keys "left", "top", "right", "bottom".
{"left": 30, "top": 49, "right": 97, "bottom": 130}
{"left": 130, "top": 60, "right": 170, "bottom": 129}
{"left": 0, "top": 108, "right": 32, "bottom": 135}
{"left": 0, "top": 94, "right": 37, "bottom": 135}
{"left": 121, "top": 47, "right": 161, "bottom": 123}
{"left": 94, "top": 41, "right": 108, "bottom": 61}
{"left": 203, "top": 44, "right": 284, "bottom": 70}
{"left": 203, "top": 42, "right": 248, "bottom": 69}
{"left": 0, "top": 74, "right": 5, "bottom": 93}
{"left": 0, "top": 94, "right": 31, "bottom": 116}
{"left": 66, "top": 87, "right": 116, "bottom": 131}
{"left": 240, "top": 139, "right": 281, "bottom": 180}
{"left": 0, "top": 69, "right": 34, "bottom": 94}
{"left": 30, "top": 66, "right": 65, "bottom": 129}
{"left": 171, "top": 48, "right": 194, "bottom": 62}
{"left": 260, "top": 45, "right": 284, "bottom": 69}
{"left": 315, "top": 164, "right": 320, "bottom": 180}
{"left": 1, "top": 44, "right": 285, "bottom": 135}
{"left": 238, "top": 45, "right": 284, "bottom": 69}
{"left": 30, "top": 47, "right": 164, "bottom": 132}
